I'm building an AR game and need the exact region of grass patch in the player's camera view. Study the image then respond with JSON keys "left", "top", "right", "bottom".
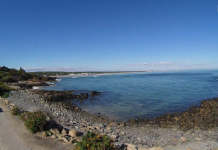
{"left": 75, "top": 131, "right": 116, "bottom": 150}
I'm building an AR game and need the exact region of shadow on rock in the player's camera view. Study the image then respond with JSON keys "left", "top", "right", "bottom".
{"left": 43, "top": 120, "right": 59, "bottom": 131}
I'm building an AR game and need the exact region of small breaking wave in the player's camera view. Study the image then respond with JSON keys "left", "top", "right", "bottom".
{"left": 56, "top": 78, "right": 62, "bottom": 82}
{"left": 46, "top": 82, "right": 55, "bottom": 85}
{"left": 32, "top": 86, "right": 40, "bottom": 90}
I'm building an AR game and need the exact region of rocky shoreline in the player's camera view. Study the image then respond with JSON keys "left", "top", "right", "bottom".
{"left": 3, "top": 89, "right": 218, "bottom": 149}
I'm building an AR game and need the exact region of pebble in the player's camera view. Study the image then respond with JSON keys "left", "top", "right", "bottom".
{"left": 195, "top": 137, "right": 201, "bottom": 141}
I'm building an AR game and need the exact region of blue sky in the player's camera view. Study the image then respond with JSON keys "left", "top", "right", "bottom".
{"left": 0, "top": 0, "right": 218, "bottom": 71}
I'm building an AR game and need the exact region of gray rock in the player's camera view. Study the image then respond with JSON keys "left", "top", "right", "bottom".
{"left": 98, "top": 123, "right": 104, "bottom": 128}
{"left": 137, "top": 137, "right": 142, "bottom": 142}
{"left": 111, "top": 134, "right": 118, "bottom": 139}
{"left": 111, "top": 122, "right": 118, "bottom": 127}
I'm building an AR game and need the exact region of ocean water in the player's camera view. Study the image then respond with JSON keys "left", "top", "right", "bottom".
{"left": 40, "top": 70, "right": 218, "bottom": 121}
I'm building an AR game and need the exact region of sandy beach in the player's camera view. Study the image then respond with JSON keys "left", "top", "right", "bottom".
{"left": 49, "top": 71, "right": 147, "bottom": 78}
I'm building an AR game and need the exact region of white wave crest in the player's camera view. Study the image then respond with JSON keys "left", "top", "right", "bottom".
{"left": 46, "top": 82, "right": 55, "bottom": 85}
{"left": 32, "top": 86, "right": 40, "bottom": 90}
{"left": 55, "top": 78, "right": 62, "bottom": 82}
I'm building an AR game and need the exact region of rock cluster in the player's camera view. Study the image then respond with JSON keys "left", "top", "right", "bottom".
{"left": 43, "top": 128, "right": 83, "bottom": 144}
{"left": 30, "top": 90, "right": 77, "bottom": 102}
{"left": 129, "top": 98, "right": 218, "bottom": 131}
{"left": 5, "top": 82, "right": 50, "bottom": 89}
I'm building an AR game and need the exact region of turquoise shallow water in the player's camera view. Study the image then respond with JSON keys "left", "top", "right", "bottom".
{"left": 40, "top": 70, "right": 218, "bottom": 121}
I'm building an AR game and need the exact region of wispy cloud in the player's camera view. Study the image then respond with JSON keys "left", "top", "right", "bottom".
{"left": 51, "top": 61, "right": 61, "bottom": 63}
{"left": 178, "top": 61, "right": 190, "bottom": 64}
{"left": 149, "top": 61, "right": 172, "bottom": 66}
{"left": 129, "top": 61, "right": 191, "bottom": 67}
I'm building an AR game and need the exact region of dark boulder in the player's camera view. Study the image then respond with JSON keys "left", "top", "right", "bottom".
{"left": 30, "top": 90, "right": 77, "bottom": 102}
{"left": 90, "top": 91, "right": 101, "bottom": 96}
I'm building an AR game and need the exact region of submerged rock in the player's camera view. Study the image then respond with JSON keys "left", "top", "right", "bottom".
{"left": 90, "top": 91, "right": 101, "bottom": 96}
{"left": 79, "top": 93, "right": 89, "bottom": 99}
{"left": 30, "top": 90, "right": 77, "bottom": 102}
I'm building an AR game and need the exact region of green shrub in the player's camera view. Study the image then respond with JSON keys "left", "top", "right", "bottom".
{"left": 0, "top": 76, "right": 16, "bottom": 82}
{"left": 0, "top": 72, "right": 10, "bottom": 79}
{"left": 22, "top": 111, "right": 46, "bottom": 133}
{"left": 75, "top": 132, "right": 116, "bottom": 150}
{"left": 19, "top": 112, "right": 29, "bottom": 121}
{"left": 2, "top": 92, "right": 9, "bottom": 98}
{"left": 0, "top": 82, "right": 11, "bottom": 91}
{"left": 0, "top": 66, "right": 10, "bottom": 72}
{"left": 11, "top": 106, "right": 20, "bottom": 115}
{"left": 16, "top": 73, "right": 31, "bottom": 81}
{"left": 9, "top": 69, "right": 20, "bottom": 76}
{"left": 0, "top": 82, "right": 12, "bottom": 97}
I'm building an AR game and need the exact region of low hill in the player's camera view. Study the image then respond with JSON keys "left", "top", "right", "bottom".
{"left": 0, "top": 66, "right": 56, "bottom": 83}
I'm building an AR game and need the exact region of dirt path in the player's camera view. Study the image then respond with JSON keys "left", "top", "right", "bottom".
{"left": 0, "top": 99, "right": 73, "bottom": 150}
{"left": 0, "top": 100, "right": 30, "bottom": 150}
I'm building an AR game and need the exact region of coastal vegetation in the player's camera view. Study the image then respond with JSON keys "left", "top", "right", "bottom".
{"left": 0, "top": 82, "right": 11, "bottom": 92}
{"left": 0, "top": 66, "right": 56, "bottom": 96}
{"left": 1, "top": 92, "right": 9, "bottom": 98}
{"left": 75, "top": 131, "right": 116, "bottom": 150}
{"left": 0, "top": 66, "right": 35, "bottom": 82}
{"left": 11, "top": 106, "right": 20, "bottom": 116}
{"left": 20, "top": 111, "right": 46, "bottom": 133}
{"left": 0, "top": 81, "right": 12, "bottom": 97}
{"left": 0, "top": 66, "right": 55, "bottom": 83}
